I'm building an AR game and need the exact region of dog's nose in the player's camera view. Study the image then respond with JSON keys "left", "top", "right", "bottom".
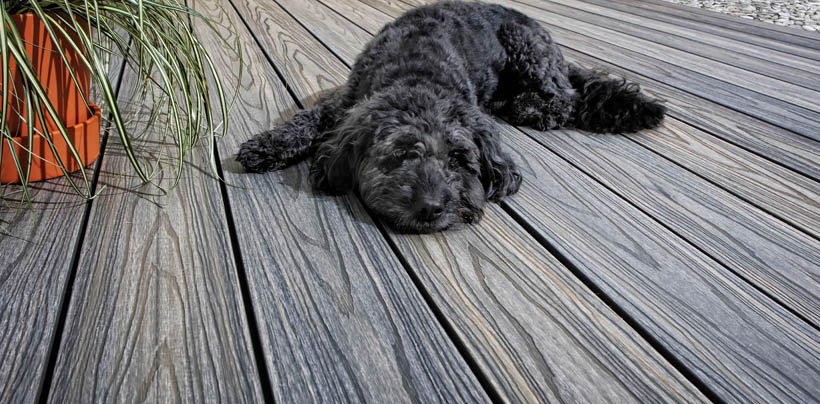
{"left": 417, "top": 199, "right": 444, "bottom": 221}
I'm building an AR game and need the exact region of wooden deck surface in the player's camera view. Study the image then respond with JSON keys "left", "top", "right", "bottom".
{"left": 1, "top": 0, "right": 818, "bottom": 403}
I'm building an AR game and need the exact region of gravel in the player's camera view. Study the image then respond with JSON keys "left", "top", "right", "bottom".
{"left": 660, "top": 0, "right": 820, "bottom": 33}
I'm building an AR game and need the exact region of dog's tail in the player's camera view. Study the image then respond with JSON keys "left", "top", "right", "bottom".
{"left": 236, "top": 107, "right": 322, "bottom": 173}
{"left": 568, "top": 65, "right": 666, "bottom": 134}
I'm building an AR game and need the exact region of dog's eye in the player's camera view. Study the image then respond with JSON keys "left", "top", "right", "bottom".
{"left": 448, "top": 151, "right": 463, "bottom": 168}
{"left": 392, "top": 149, "right": 406, "bottom": 159}
{"left": 407, "top": 150, "right": 422, "bottom": 159}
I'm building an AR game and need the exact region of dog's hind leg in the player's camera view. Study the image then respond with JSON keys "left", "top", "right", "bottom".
{"left": 236, "top": 88, "right": 348, "bottom": 173}
{"left": 489, "top": 91, "right": 574, "bottom": 131}
{"left": 494, "top": 20, "right": 576, "bottom": 129}
{"left": 495, "top": 19, "right": 664, "bottom": 133}
{"left": 567, "top": 65, "right": 666, "bottom": 133}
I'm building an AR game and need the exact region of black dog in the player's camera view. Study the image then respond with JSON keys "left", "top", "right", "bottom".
{"left": 237, "top": 2, "right": 665, "bottom": 233}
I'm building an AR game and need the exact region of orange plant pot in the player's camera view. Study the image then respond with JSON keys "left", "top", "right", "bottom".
{"left": 1, "top": 13, "right": 101, "bottom": 184}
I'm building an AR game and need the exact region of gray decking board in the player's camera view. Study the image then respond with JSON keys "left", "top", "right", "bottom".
{"left": 196, "top": 0, "right": 489, "bottom": 401}
{"left": 493, "top": 0, "right": 820, "bottom": 238}
{"left": 4, "top": 1, "right": 819, "bottom": 403}
{"left": 0, "top": 59, "right": 128, "bottom": 404}
{"left": 346, "top": 1, "right": 820, "bottom": 402}
{"left": 518, "top": 124, "right": 820, "bottom": 325}
{"left": 46, "top": 66, "right": 265, "bottom": 403}
{"left": 561, "top": 47, "right": 820, "bottom": 181}
{"left": 0, "top": 183, "right": 87, "bottom": 403}
{"left": 516, "top": 0, "right": 820, "bottom": 90}
{"left": 613, "top": 0, "right": 820, "bottom": 54}
{"left": 496, "top": 0, "right": 820, "bottom": 121}
{"left": 529, "top": 13, "right": 820, "bottom": 141}
{"left": 500, "top": 126, "right": 820, "bottom": 403}
{"left": 286, "top": 1, "right": 708, "bottom": 401}
{"left": 574, "top": 0, "right": 820, "bottom": 74}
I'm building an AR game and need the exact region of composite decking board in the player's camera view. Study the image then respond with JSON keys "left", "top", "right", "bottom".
{"left": 560, "top": 47, "right": 820, "bottom": 181}
{"left": 0, "top": 184, "right": 87, "bottom": 403}
{"left": 514, "top": 0, "right": 820, "bottom": 90}
{"left": 359, "top": 0, "right": 413, "bottom": 18}
{"left": 286, "top": 1, "right": 709, "bottom": 402}
{"left": 204, "top": 0, "right": 489, "bottom": 402}
{"left": 517, "top": 124, "right": 820, "bottom": 325}
{"left": 499, "top": 125, "right": 820, "bottom": 403}
{"left": 274, "top": 0, "right": 372, "bottom": 66}
{"left": 561, "top": 57, "right": 820, "bottom": 241}
{"left": 623, "top": 0, "right": 820, "bottom": 50}
{"left": 580, "top": 0, "right": 820, "bottom": 68}
{"left": 46, "top": 64, "right": 265, "bottom": 402}
{"left": 559, "top": 0, "right": 820, "bottom": 75}
{"left": 494, "top": 1, "right": 820, "bottom": 117}
{"left": 345, "top": 1, "right": 820, "bottom": 402}
{"left": 318, "top": 0, "right": 393, "bottom": 33}
{"left": 530, "top": 15, "right": 820, "bottom": 141}
{"left": 0, "top": 55, "right": 129, "bottom": 404}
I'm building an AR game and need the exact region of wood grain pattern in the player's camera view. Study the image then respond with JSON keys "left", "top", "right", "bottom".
{"left": 0, "top": 183, "right": 87, "bottom": 403}
{"left": 198, "top": 0, "right": 489, "bottom": 401}
{"left": 494, "top": 0, "right": 820, "bottom": 115}
{"left": 518, "top": 124, "right": 820, "bottom": 325}
{"left": 46, "top": 64, "right": 265, "bottom": 402}
{"left": 0, "top": 57, "right": 128, "bottom": 404}
{"left": 573, "top": 0, "right": 820, "bottom": 73}
{"left": 516, "top": 0, "right": 820, "bottom": 90}
{"left": 631, "top": 118, "right": 820, "bottom": 237}
{"left": 562, "top": 47, "right": 820, "bottom": 181}
{"left": 621, "top": 0, "right": 820, "bottom": 51}
{"left": 339, "top": 2, "right": 820, "bottom": 402}
{"left": 275, "top": 0, "right": 372, "bottom": 65}
{"left": 387, "top": 206, "right": 708, "bottom": 403}
{"left": 289, "top": 2, "right": 709, "bottom": 402}
{"left": 536, "top": 17, "right": 820, "bottom": 140}
{"left": 393, "top": 0, "right": 820, "bottom": 140}
{"left": 559, "top": 54, "right": 820, "bottom": 239}
{"left": 498, "top": 125, "right": 820, "bottom": 403}
{"left": 359, "top": 0, "right": 413, "bottom": 19}
{"left": 230, "top": 0, "right": 349, "bottom": 104}
{"left": 318, "top": 0, "right": 394, "bottom": 34}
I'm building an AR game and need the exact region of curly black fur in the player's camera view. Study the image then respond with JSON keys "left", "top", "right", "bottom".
{"left": 236, "top": 1, "right": 665, "bottom": 233}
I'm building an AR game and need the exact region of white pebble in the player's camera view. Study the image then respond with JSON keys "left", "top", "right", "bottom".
{"left": 661, "top": 0, "right": 820, "bottom": 33}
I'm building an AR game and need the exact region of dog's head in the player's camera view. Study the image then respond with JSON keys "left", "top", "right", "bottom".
{"left": 310, "top": 85, "right": 520, "bottom": 233}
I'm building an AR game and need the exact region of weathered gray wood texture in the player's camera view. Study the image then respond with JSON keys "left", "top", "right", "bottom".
{"left": 375, "top": 1, "right": 820, "bottom": 403}
{"left": 564, "top": 0, "right": 819, "bottom": 71}
{"left": 195, "top": 0, "right": 489, "bottom": 402}
{"left": 284, "top": 1, "right": 708, "bottom": 402}
{"left": 616, "top": 0, "right": 820, "bottom": 51}
{"left": 500, "top": 126, "right": 820, "bottom": 403}
{"left": 4, "top": 0, "right": 819, "bottom": 403}
{"left": 494, "top": 0, "right": 820, "bottom": 140}
{"left": 520, "top": 0, "right": 820, "bottom": 89}
{"left": 0, "top": 184, "right": 87, "bottom": 403}
{"left": 0, "top": 57, "right": 127, "bottom": 404}
{"left": 46, "top": 62, "right": 266, "bottom": 402}
{"left": 560, "top": 48, "right": 820, "bottom": 181}
{"left": 492, "top": 1, "right": 820, "bottom": 238}
{"left": 503, "top": 1, "right": 820, "bottom": 114}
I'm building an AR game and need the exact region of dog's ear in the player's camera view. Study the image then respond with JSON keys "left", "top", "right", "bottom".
{"left": 309, "top": 111, "right": 370, "bottom": 195}
{"left": 471, "top": 115, "right": 522, "bottom": 202}
{"left": 309, "top": 132, "right": 356, "bottom": 195}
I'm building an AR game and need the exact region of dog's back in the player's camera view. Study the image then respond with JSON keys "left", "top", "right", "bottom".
{"left": 348, "top": 2, "right": 522, "bottom": 104}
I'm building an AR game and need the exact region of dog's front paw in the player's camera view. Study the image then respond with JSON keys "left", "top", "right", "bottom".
{"left": 236, "top": 133, "right": 288, "bottom": 173}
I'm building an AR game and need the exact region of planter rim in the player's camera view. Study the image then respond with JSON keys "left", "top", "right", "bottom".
{"left": 2, "top": 103, "right": 102, "bottom": 184}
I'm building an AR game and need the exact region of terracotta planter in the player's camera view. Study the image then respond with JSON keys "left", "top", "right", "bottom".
{"left": 1, "top": 13, "right": 101, "bottom": 184}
